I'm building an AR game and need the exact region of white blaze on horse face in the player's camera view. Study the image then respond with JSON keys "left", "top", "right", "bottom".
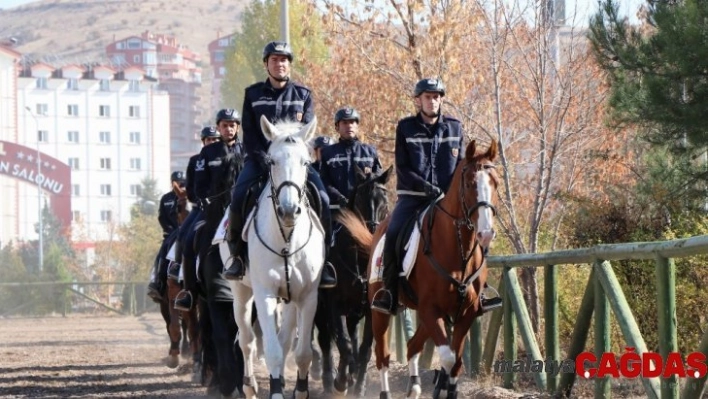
{"left": 476, "top": 169, "right": 495, "bottom": 248}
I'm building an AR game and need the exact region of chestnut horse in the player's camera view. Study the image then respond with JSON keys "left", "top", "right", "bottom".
{"left": 159, "top": 182, "right": 200, "bottom": 373}
{"left": 338, "top": 140, "right": 499, "bottom": 399}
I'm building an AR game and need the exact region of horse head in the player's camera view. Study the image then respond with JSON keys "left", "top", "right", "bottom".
{"left": 351, "top": 165, "right": 392, "bottom": 233}
{"left": 260, "top": 115, "right": 317, "bottom": 228}
{"left": 456, "top": 140, "right": 499, "bottom": 250}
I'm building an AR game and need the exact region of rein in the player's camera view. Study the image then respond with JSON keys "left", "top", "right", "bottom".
{"left": 252, "top": 168, "right": 312, "bottom": 304}
{"left": 421, "top": 163, "right": 496, "bottom": 324}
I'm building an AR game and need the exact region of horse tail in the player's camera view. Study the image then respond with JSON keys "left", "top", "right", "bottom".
{"left": 336, "top": 210, "right": 373, "bottom": 250}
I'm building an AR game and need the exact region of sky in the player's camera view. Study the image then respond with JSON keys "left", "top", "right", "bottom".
{"left": 1, "top": 0, "right": 645, "bottom": 25}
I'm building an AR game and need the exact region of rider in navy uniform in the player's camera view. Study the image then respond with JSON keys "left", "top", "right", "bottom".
{"left": 311, "top": 135, "right": 333, "bottom": 172}
{"left": 223, "top": 41, "right": 337, "bottom": 288}
{"left": 371, "top": 78, "right": 502, "bottom": 315}
{"left": 174, "top": 110, "right": 242, "bottom": 311}
{"left": 320, "top": 107, "right": 382, "bottom": 212}
{"left": 172, "top": 126, "right": 221, "bottom": 311}
{"left": 147, "top": 171, "right": 186, "bottom": 300}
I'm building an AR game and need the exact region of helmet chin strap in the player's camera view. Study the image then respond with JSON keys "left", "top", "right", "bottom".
{"left": 421, "top": 108, "right": 441, "bottom": 119}
{"left": 268, "top": 69, "right": 290, "bottom": 82}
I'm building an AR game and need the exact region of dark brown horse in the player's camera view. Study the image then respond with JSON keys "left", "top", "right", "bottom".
{"left": 338, "top": 140, "right": 499, "bottom": 399}
{"left": 159, "top": 181, "right": 200, "bottom": 372}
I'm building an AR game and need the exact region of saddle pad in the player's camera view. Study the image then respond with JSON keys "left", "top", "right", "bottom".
{"left": 219, "top": 241, "right": 232, "bottom": 270}
{"left": 212, "top": 205, "right": 231, "bottom": 245}
{"left": 166, "top": 242, "right": 177, "bottom": 262}
{"left": 177, "top": 260, "right": 184, "bottom": 283}
{"left": 368, "top": 209, "right": 427, "bottom": 283}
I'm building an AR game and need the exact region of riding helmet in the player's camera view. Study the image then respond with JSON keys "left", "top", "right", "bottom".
{"left": 334, "top": 107, "right": 361, "bottom": 125}
{"left": 171, "top": 171, "right": 185, "bottom": 182}
{"left": 262, "top": 41, "right": 294, "bottom": 62}
{"left": 215, "top": 108, "right": 240, "bottom": 125}
{"left": 200, "top": 126, "right": 220, "bottom": 140}
{"left": 414, "top": 78, "right": 446, "bottom": 97}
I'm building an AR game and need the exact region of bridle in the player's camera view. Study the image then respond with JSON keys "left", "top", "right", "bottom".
{"left": 422, "top": 160, "right": 498, "bottom": 323}
{"left": 252, "top": 153, "right": 313, "bottom": 304}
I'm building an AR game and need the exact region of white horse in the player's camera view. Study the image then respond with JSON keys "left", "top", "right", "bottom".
{"left": 228, "top": 115, "right": 325, "bottom": 399}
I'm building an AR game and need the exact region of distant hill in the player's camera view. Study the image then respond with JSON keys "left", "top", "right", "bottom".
{"left": 0, "top": 0, "right": 247, "bottom": 123}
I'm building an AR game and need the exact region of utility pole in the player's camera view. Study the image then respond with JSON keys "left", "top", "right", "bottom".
{"left": 25, "top": 106, "right": 44, "bottom": 273}
{"left": 281, "top": 0, "right": 290, "bottom": 43}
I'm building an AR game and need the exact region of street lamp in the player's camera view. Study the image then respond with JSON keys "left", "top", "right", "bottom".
{"left": 25, "top": 106, "right": 43, "bottom": 273}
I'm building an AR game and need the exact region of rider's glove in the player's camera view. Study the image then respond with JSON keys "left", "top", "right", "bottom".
{"left": 423, "top": 183, "right": 442, "bottom": 198}
{"left": 337, "top": 195, "right": 348, "bottom": 209}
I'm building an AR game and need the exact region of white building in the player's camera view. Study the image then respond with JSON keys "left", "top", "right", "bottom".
{"left": 0, "top": 53, "right": 171, "bottom": 244}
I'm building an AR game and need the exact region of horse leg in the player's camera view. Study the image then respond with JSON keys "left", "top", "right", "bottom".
{"left": 232, "top": 285, "right": 258, "bottom": 398}
{"left": 446, "top": 314, "right": 476, "bottom": 399}
{"left": 209, "top": 300, "right": 244, "bottom": 398}
{"left": 418, "top": 308, "right": 453, "bottom": 399}
{"left": 346, "top": 316, "right": 360, "bottom": 387}
{"left": 253, "top": 292, "right": 285, "bottom": 399}
{"left": 333, "top": 307, "right": 352, "bottom": 396}
{"left": 314, "top": 298, "right": 334, "bottom": 393}
{"left": 371, "top": 307, "right": 393, "bottom": 399}
{"left": 187, "top": 307, "right": 201, "bottom": 383}
{"left": 166, "top": 279, "right": 182, "bottom": 368}
{"left": 277, "top": 302, "right": 297, "bottom": 383}
{"left": 353, "top": 309, "right": 373, "bottom": 398}
{"left": 292, "top": 292, "right": 317, "bottom": 399}
{"left": 180, "top": 311, "right": 190, "bottom": 358}
{"left": 404, "top": 324, "right": 429, "bottom": 399}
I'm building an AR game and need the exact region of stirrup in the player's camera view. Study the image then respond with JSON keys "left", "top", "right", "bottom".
{"left": 480, "top": 285, "right": 503, "bottom": 313}
{"left": 174, "top": 290, "right": 192, "bottom": 311}
{"left": 371, "top": 288, "right": 395, "bottom": 315}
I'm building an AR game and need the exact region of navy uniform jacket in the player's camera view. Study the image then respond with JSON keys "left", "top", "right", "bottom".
{"left": 395, "top": 114, "right": 465, "bottom": 197}
{"left": 242, "top": 79, "right": 314, "bottom": 163}
{"left": 320, "top": 138, "right": 382, "bottom": 207}
{"left": 194, "top": 140, "right": 243, "bottom": 204}
{"left": 158, "top": 191, "right": 180, "bottom": 235}
{"left": 185, "top": 154, "right": 199, "bottom": 205}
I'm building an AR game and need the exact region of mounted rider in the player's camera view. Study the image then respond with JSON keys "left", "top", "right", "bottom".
{"left": 311, "top": 135, "right": 334, "bottom": 172}
{"left": 223, "top": 41, "right": 337, "bottom": 288}
{"left": 371, "top": 78, "right": 503, "bottom": 315}
{"left": 173, "top": 126, "right": 221, "bottom": 311}
{"left": 147, "top": 171, "right": 187, "bottom": 300}
{"left": 320, "top": 107, "right": 382, "bottom": 213}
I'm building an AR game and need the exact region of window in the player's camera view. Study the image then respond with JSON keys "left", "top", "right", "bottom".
{"left": 67, "top": 131, "right": 79, "bottom": 143}
{"left": 127, "top": 39, "right": 141, "bottom": 49}
{"left": 130, "top": 184, "right": 142, "bottom": 196}
{"left": 99, "top": 131, "right": 111, "bottom": 144}
{"left": 72, "top": 184, "right": 80, "bottom": 196}
{"left": 68, "top": 157, "right": 80, "bottom": 170}
{"left": 99, "top": 79, "right": 110, "bottom": 91}
{"left": 133, "top": 54, "right": 141, "bottom": 63}
{"left": 100, "top": 184, "right": 112, "bottom": 196}
{"left": 67, "top": 78, "right": 79, "bottom": 90}
{"left": 116, "top": 42, "right": 124, "bottom": 50}
{"left": 37, "top": 130, "right": 48, "bottom": 142}
{"left": 99, "top": 158, "right": 111, "bottom": 170}
{"left": 214, "top": 51, "right": 225, "bottom": 62}
{"left": 36, "top": 103, "right": 48, "bottom": 116}
{"left": 218, "top": 66, "right": 226, "bottom": 77}
{"left": 36, "top": 77, "right": 47, "bottom": 89}
{"left": 100, "top": 210, "right": 112, "bottom": 222}
{"left": 67, "top": 104, "right": 79, "bottom": 116}
{"left": 128, "top": 80, "right": 140, "bottom": 92}
{"left": 99, "top": 105, "right": 110, "bottom": 117}
{"left": 129, "top": 131, "right": 141, "bottom": 144}
{"left": 129, "top": 158, "right": 142, "bottom": 170}
{"left": 128, "top": 106, "right": 140, "bottom": 118}
{"left": 72, "top": 211, "right": 81, "bottom": 222}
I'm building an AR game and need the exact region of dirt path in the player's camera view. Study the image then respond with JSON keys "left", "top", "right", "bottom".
{"left": 0, "top": 312, "right": 535, "bottom": 398}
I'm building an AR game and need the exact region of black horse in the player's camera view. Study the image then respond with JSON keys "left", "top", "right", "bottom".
{"left": 315, "top": 166, "right": 392, "bottom": 396}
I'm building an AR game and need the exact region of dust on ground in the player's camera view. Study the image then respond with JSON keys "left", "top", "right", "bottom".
{"left": 0, "top": 312, "right": 646, "bottom": 398}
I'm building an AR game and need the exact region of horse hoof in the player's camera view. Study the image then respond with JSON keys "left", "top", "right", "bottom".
{"left": 379, "top": 391, "right": 392, "bottom": 399}
{"left": 243, "top": 377, "right": 258, "bottom": 398}
{"left": 292, "top": 391, "right": 309, "bottom": 399}
{"left": 406, "top": 384, "right": 421, "bottom": 399}
{"left": 164, "top": 355, "right": 179, "bottom": 369}
{"left": 334, "top": 376, "right": 348, "bottom": 395}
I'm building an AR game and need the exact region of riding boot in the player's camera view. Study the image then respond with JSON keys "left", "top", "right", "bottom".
{"left": 319, "top": 220, "right": 337, "bottom": 289}
{"left": 371, "top": 244, "right": 399, "bottom": 315}
{"left": 224, "top": 209, "right": 247, "bottom": 281}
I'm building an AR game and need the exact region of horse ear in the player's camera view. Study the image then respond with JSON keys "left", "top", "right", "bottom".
{"left": 354, "top": 164, "right": 367, "bottom": 182}
{"left": 261, "top": 115, "right": 276, "bottom": 141}
{"left": 486, "top": 140, "right": 499, "bottom": 161}
{"left": 465, "top": 140, "right": 477, "bottom": 161}
{"left": 377, "top": 165, "right": 393, "bottom": 184}
{"left": 299, "top": 116, "right": 318, "bottom": 143}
